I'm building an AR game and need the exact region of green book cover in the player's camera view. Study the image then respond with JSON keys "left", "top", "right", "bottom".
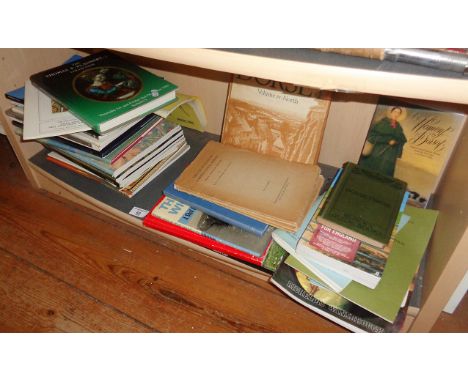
{"left": 271, "top": 258, "right": 406, "bottom": 332}
{"left": 30, "top": 50, "right": 177, "bottom": 133}
{"left": 317, "top": 162, "right": 407, "bottom": 247}
{"left": 310, "top": 206, "right": 438, "bottom": 322}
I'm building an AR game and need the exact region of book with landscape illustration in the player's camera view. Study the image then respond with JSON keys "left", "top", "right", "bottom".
{"left": 221, "top": 75, "right": 331, "bottom": 165}
{"left": 30, "top": 50, "right": 178, "bottom": 133}
{"left": 358, "top": 97, "right": 466, "bottom": 207}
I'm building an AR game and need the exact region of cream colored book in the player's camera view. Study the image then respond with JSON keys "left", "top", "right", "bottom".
{"left": 221, "top": 75, "right": 331, "bottom": 165}
{"left": 174, "top": 141, "right": 323, "bottom": 232}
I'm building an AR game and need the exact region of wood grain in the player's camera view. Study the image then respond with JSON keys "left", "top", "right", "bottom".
{"left": 0, "top": 136, "right": 345, "bottom": 332}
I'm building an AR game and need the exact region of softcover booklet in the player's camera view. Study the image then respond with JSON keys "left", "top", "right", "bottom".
{"left": 174, "top": 141, "right": 324, "bottom": 232}
{"left": 221, "top": 75, "right": 331, "bottom": 165}
{"left": 30, "top": 50, "right": 177, "bottom": 133}
{"left": 358, "top": 97, "right": 466, "bottom": 207}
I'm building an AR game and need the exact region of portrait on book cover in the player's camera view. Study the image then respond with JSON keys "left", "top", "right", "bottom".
{"left": 358, "top": 99, "right": 465, "bottom": 207}
{"left": 73, "top": 67, "right": 142, "bottom": 102}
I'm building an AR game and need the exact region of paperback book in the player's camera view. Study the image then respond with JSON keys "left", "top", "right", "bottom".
{"left": 30, "top": 50, "right": 177, "bottom": 133}
{"left": 270, "top": 260, "right": 406, "bottom": 333}
{"left": 221, "top": 75, "right": 331, "bottom": 165}
{"left": 358, "top": 97, "right": 466, "bottom": 207}
{"left": 39, "top": 117, "right": 182, "bottom": 185}
{"left": 174, "top": 141, "right": 324, "bottom": 232}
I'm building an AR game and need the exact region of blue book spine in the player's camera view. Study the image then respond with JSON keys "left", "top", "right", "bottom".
{"left": 4, "top": 55, "right": 82, "bottom": 104}
{"left": 164, "top": 182, "right": 268, "bottom": 236}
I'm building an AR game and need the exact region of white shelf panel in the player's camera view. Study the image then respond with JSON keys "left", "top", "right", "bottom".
{"left": 116, "top": 48, "right": 468, "bottom": 105}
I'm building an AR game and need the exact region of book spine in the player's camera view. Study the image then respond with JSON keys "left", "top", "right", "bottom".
{"left": 164, "top": 188, "right": 267, "bottom": 237}
{"left": 144, "top": 214, "right": 264, "bottom": 266}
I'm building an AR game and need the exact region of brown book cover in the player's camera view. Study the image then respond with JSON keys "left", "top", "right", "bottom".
{"left": 221, "top": 75, "right": 331, "bottom": 165}
{"left": 174, "top": 141, "right": 324, "bottom": 232}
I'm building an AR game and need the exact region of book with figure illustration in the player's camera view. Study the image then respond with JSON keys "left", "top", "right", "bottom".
{"left": 30, "top": 50, "right": 177, "bottom": 134}
{"left": 358, "top": 97, "right": 466, "bottom": 207}
{"left": 221, "top": 75, "right": 331, "bottom": 164}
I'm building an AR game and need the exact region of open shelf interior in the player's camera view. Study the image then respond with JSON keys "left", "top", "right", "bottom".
{"left": 1, "top": 48, "right": 467, "bottom": 332}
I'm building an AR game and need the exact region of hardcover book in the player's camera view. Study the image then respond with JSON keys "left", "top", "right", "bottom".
{"left": 143, "top": 196, "right": 274, "bottom": 268}
{"left": 147, "top": 196, "right": 274, "bottom": 258}
{"left": 317, "top": 162, "right": 407, "bottom": 248}
{"left": 296, "top": 165, "right": 409, "bottom": 289}
{"left": 30, "top": 50, "right": 177, "bottom": 134}
{"left": 358, "top": 97, "right": 466, "bottom": 207}
{"left": 221, "top": 75, "right": 331, "bottom": 165}
{"left": 164, "top": 182, "right": 269, "bottom": 236}
{"left": 270, "top": 260, "right": 406, "bottom": 333}
{"left": 174, "top": 141, "right": 324, "bottom": 232}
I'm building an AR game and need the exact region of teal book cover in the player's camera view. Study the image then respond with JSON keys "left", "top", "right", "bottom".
{"left": 317, "top": 162, "right": 407, "bottom": 247}
{"left": 30, "top": 50, "right": 177, "bottom": 133}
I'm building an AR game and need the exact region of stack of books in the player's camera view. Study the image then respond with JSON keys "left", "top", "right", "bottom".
{"left": 4, "top": 84, "right": 25, "bottom": 134}
{"left": 8, "top": 50, "right": 197, "bottom": 198}
{"left": 144, "top": 75, "right": 332, "bottom": 271}
{"left": 270, "top": 162, "right": 439, "bottom": 332}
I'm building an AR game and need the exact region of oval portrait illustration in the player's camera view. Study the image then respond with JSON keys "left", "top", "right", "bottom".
{"left": 73, "top": 67, "right": 142, "bottom": 102}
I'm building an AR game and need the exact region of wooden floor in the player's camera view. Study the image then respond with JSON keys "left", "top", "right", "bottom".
{"left": 0, "top": 135, "right": 466, "bottom": 333}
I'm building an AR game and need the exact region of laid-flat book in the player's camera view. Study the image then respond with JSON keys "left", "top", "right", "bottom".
{"left": 30, "top": 50, "right": 177, "bottom": 134}
{"left": 174, "top": 141, "right": 324, "bottom": 232}
{"left": 317, "top": 162, "right": 407, "bottom": 248}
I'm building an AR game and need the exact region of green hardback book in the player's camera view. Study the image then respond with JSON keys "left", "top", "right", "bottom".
{"left": 30, "top": 50, "right": 177, "bottom": 134}
{"left": 317, "top": 162, "right": 407, "bottom": 248}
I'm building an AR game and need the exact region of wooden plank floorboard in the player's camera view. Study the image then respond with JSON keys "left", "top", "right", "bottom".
{"left": 0, "top": 248, "right": 152, "bottom": 332}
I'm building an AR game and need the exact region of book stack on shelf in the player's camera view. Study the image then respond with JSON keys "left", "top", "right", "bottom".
{"left": 6, "top": 50, "right": 208, "bottom": 198}
{"left": 143, "top": 74, "right": 332, "bottom": 271}
{"left": 4, "top": 50, "right": 465, "bottom": 332}
{"left": 270, "top": 162, "right": 439, "bottom": 332}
